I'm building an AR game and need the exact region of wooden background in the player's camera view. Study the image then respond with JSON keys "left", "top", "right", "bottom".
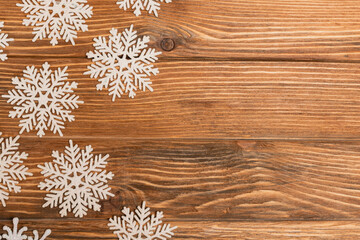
{"left": 1, "top": 0, "right": 360, "bottom": 239}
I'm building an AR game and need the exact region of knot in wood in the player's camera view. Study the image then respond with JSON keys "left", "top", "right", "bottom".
{"left": 160, "top": 38, "right": 175, "bottom": 51}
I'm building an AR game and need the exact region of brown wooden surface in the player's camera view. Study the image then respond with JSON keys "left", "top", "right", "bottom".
{"left": 3, "top": 0, "right": 360, "bottom": 61}
{"left": 2, "top": 219, "right": 360, "bottom": 239}
{"left": 4, "top": 219, "right": 360, "bottom": 239}
{"left": 3, "top": 139, "right": 360, "bottom": 221}
{"left": 1, "top": 0, "right": 360, "bottom": 239}
{"left": 3, "top": 59, "right": 360, "bottom": 139}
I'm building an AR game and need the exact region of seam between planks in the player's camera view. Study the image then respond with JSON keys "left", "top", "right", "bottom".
{"left": 14, "top": 136, "right": 360, "bottom": 142}
{"left": 7, "top": 55, "right": 360, "bottom": 64}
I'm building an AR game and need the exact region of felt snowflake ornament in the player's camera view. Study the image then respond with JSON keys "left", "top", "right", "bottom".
{"left": 117, "top": 0, "right": 171, "bottom": 17}
{"left": 38, "top": 140, "right": 114, "bottom": 218}
{"left": 0, "top": 22, "right": 13, "bottom": 61}
{"left": 85, "top": 25, "right": 161, "bottom": 101}
{"left": 2, "top": 62, "right": 83, "bottom": 138}
{"left": 17, "top": 0, "right": 93, "bottom": 46}
{"left": 108, "top": 201, "right": 177, "bottom": 240}
{"left": 0, "top": 133, "right": 32, "bottom": 207}
{"left": 0, "top": 218, "right": 51, "bottom": 240}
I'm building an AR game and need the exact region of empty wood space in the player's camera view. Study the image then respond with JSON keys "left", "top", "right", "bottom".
{"left": 1, "top": 0, "right": 360, "bottom": 239}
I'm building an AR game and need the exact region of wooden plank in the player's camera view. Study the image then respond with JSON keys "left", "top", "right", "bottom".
{"left": 2, "top": 138, "right": 360, "bottom": 221}
{"left": 2, "top": 59, "right": 360, "bottom": 139}
{"left": 0, "top": 219, "right": 359, "bottom": 239}
{"left": 2, "top": 0, "right": 360, "bottom": 61}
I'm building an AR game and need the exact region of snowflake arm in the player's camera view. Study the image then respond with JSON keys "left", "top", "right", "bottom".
{"left": 0, "top": 218, "right": 51, "bottom": 240}
{"left": 85, "top": 25, "right": 161, "bottom": 101}
{"left": 147, "top": 0, "right": 162, "bottom": 17}
{"left": 108, "top": 202, "right": 177, "bottom": 240}
{"left": 38, "top": 140, "right": 114, "bottom": 218}
{"left": 117, "top": 0, "right": 172, "bottom": 17}
{"left": 2, "top": 62, "right": 83, "bottom": 137}
{"left": 17, "top": 0, "right": 93, "bottom": 46}
{"left": 0, "top": 22, "right": 13, "bottom": 61}
{"left": 0, "top": 133, "right": 32, "bottom": 207}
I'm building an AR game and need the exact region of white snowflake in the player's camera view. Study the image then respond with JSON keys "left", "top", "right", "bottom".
{"left": 38, "top": 140, "right": 114, "bottom": 218}
{"left": 0, "top": 133, "right": 32, "bottom": 207}
{"left": 109, "top": 201, "right": 177, "bottom": 240}
{"left": 0, "top": 22, "right": 13, "bottom": 61}
{"left": 17, "top": 0, "right": 93, "bottom": 46}
{"left": 0, "top": 217, "right": 51, "bottom": 240}
{"left": 2, "top": 62, "right": 83, "bottom": 138}
{"left": 117, "top": 0, "right": 172, "bottom": 17}
{"left": 85, "top": 25, "right": 161, "bottom": 101}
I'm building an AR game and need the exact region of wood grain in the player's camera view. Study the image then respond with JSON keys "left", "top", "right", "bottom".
{"left": 2, "top": 138, "right": 360, "bottom": 222}
{"left": 2, "top": 0, "right": 360, "bottom": 61}
{"left": 2, "top": 58, "right": 360, "bottom": 139}
{"left": 1, "top": 0, "right": 360, "bottom": 238}
{"left": 1, "top": 219, "right": 360, "bottom": 239}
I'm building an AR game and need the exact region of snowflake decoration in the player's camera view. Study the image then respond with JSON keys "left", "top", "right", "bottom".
{"left": 85, "top": 25, "right": 161, "bottom": 101}
{"left": 2, "top": 62, "right": 83, "bottom": 138}
{"left": 109, "top": 201, "right": 177, "bottom": 240}
{"left": 0, "top": 22, "right": 13, "bottom": 61}
{"left": 0, "top": 133, "right": 32, "bottom": 207}
{"left": 117, "top": 0, "right": 171, "bottom": 17}
{"left": 0, "top": 218, "right": 51, "bottom": 240}
{"left": 38, "top": 140, "right": 114, "bottom": 218}
{"left": 17, "top": 0, "right": 93, "bottom": 46}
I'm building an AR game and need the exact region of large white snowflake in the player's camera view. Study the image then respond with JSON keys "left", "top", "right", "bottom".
{"left": 2, "top": 62, "right": 83, "bottom": 138}
{"left": 85, "top": 25, "right": 162, "bottom": 101}
{"left": 0, "top": 218, "right": 51, "bottom": 240}
{"left": 0, "top": 22, "right": 13, "bottom": 61}
{"left": 38, "top": 140, "right": 114, "bottom": 218}
{"left": 17, "top": 0, "right": 93, "bottom": 46}
{"left": 117, "top": 0, "right": 172, "bottom": 17}
{"left": 0, "top": 133, "right": 32, "bottom": 207}
{"left": 108, "top": 201, "right": 177, "bottom": 240}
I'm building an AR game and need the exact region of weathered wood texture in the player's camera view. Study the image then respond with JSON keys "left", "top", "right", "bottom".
{"left": 1, "top": 0, "right": 360, "bottom": 239}
{"left": 1, "top": 219, "right": 360, "bottom": 239}
{"left": 2, "top": 0, "right": 360, "bottom": 61}
{"left": 2, "top": 138, "right": 360, "bottom": 221}
{"left": 2, "top": 59, "right": 360, "bottom": 139}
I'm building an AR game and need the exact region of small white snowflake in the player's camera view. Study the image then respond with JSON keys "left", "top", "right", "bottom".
{"left": 117, "top": 0, "right": 172, "bottom": 17}
{"left": 0, "top": 217, "right": 51, "bottom": 240}
{"left": 0, "top": 133, "right": 32, "bottom": 207}
{"left": 0, "top": 22, "right": 13, "bottom": 61}
{"left": 85, "top": 25, "right": 161, "bottom": 101}
{"left": 2, "top": 62, "right": 83, "bottom": 138}
{"left": 109, "top": 201, "right": 177, "bottom": 240}
{"left": 38, "top": 140, "right": 114, "bottom": 218}
{"left": 17, "top": 0, "right": 93, "bottom": 46}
